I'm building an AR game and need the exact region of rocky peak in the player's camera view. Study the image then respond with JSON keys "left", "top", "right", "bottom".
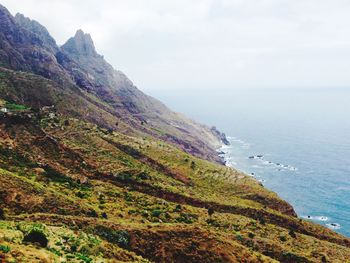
{"left": 62, "top": 29, "right": 98, "bottom": 57}
{"left": 0, "top": 4, "right": 17, "bottom": 35}
{"left": 0, "top": 5, "right": 44, "bottom": 48}
{"left": 14, "top": 13, "right": 58, "bottom": 52}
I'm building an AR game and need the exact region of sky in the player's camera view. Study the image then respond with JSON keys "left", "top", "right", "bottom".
{"left": 2, "top": 0, "right": 350, "bottom": 91}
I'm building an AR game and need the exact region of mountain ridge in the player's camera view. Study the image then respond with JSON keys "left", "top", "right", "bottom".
{"left": 0, "top": 4, "right": 228, "bottom": 164}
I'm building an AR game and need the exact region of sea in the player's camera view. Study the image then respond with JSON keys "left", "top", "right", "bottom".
{"left": 149, "top": 88, "right": 350, "bottom": 237}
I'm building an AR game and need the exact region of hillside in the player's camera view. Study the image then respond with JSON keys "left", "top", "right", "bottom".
{"left": 0, "top": 4, "right": 350, "bottom": 263}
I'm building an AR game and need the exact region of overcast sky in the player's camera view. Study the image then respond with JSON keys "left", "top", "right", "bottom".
{"left": 2, "top": 0, "right": 350, "bottom": 91}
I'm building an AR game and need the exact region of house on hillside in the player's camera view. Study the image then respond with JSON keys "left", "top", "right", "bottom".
{"left": 0, "top": 108, "right": 8, "bottom": 113}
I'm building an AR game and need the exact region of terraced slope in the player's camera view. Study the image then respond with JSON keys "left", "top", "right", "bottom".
{"left": 0, "top": 108, "right": 349, "bottom": 262}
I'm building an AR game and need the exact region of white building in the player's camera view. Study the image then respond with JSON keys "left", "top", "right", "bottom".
{"left": 0, "top": 108, "right": 8, "bottom": 113}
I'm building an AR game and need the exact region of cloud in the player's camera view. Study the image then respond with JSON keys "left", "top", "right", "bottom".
{"left": 2, "top": 0, "right": 350, "bottom": 90}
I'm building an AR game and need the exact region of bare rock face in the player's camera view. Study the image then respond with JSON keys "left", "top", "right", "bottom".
{"left": 211, "top": 126, "right": 230, "bottom": 145}
{"left": 0, "top": 5, "right": 70, "bottom": 82}
{"left": 14, "top": 13, "right": 58, "bottom": 53}
{"left": 62, "top": 29, "right": 97, "bottom": 57}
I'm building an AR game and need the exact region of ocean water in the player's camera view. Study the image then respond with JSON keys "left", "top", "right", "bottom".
{"left": 149, "top": 88, "right": 350, "bottom": 237}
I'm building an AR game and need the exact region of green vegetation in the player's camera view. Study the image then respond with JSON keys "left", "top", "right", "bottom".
{"left": 0, "top": 103, "right": 349, "bottom": 262}
{"left": 5, "top": 102, "right": 29, "bottom": 111}
{"left": 0, "top": 244, "right": 10, "bottom": 253}
{"left": 94, "top": 226, "right": 130, "bottom": 248}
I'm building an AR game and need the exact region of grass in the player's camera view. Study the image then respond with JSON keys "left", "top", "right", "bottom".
{"left": 0, "top": 110, "right": 349, "bottom": 262}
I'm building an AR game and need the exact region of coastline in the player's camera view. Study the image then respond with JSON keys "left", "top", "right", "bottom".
{"left": 218, "top": 135, "right": 346, "bottom": 236}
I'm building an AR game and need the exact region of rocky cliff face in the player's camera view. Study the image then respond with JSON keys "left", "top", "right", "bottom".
{"left": 14, "top": 13, "right": 58, "bottom": 53}
{"left": 0, "top": 6, "right": 70, "bottom": 82}
{"left": 0, "top": 4, "right": 228, "bottom": 163}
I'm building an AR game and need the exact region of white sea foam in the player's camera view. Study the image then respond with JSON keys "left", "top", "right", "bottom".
{"left": 301, "top": 215, "right": 329, "bottom": 221}
{"left": 326, "top": 223, "right": 341, "bottom": 230}
{"left": 248, "top": 154, "right": 298, "bottom": 172}
{"left": 315, "top": 216, "right": 329, "bottom": 221}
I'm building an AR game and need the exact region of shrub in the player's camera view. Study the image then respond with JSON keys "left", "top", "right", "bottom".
{"left": 174, "top": 204, "right": 182, "bottom": 212}
{"left": 87, "top": 209, "right": 98, "bottom": 218}
{"left": 281, "top": 252, "right": 308, "bottom": 262}
{"left": 176, "top": 213, "right": 196, "bottom": 224}
{"left": 151, "top": 209, "right": 163, "bottom": 217}
{"left": 208, "top": 207, "right": 215, "bottom": 217}
{"left": 23, "top": 229, "right": 48, "bottom": 247}
{"left": 248, "top": 232, "right": 255, "bottom": 239}
{"left": 206, "top": 218, "right": 221, "bottom": 227}
{"left": 94, "top": 226, "right": 130, "bottom": 248}
{"left": 118, "top": 172, "right": 132, "bottom": 181}
{"left": 43, "top": 165, "right": 83, "bottom": 189}
{"left": 76, "top": 253, "right": 93, "bottom": 263}
{"left": 279, "top": 235, "right": 287, "bottom": 242}
{"left": 258, "top": 217, "right": 265, "bottom": 225}
{"left": 139, "top": 171, "right": 150, "bottom": 180}
{"left": 235, "top": 234, "right": 244, "bottom": 242}
{"left": 76, "top": 191, "right": 89, "bottom": 199}
{"left": 0, "top": 244, "right": 10, "bottom": 253}
{"left": 123, "top": 192, "right": 133, "bottom": 202}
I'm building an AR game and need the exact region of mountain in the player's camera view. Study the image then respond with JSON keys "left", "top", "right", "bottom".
{"left": 0, "top": 4, "right": 350, "bottom": 262}
{"left": 0, "top": 5, "right": 226, "bottom": 164}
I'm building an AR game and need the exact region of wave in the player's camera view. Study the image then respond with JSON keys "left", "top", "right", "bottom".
{"left": 300, "top": 215, "right": 329, "bottom": 221}
{"left": 326, "top": 223, "right": 341, "bottom": 230}
{"left": 225, "top": 136, "right": 299, "bottom": 172}
{"left": 248, "top": 155, "right": 298, "bottom": 172}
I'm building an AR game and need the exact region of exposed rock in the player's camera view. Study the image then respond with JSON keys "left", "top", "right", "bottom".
{"left": 14, "top": 13, "right": 58, "bottom": 53}
{"left": 211, "top": 126, "right": 230, "bottom": 145}
{"left": 61, "top": 29, "right": 98, "bottom": 57}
